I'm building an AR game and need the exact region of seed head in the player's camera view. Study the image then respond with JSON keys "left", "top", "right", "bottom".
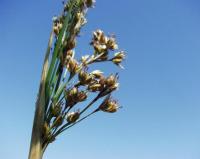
{"left": 90, "top": 70, "right": 103, "bottom": 78}
{"left": 107, "top": 37, "right": 118, "bottom": 50}
{"left": 52, "top": 115, "right": 63, "bottom": 128}
{"left": 105, "top": 74, "right": 118, "bottom": 87}
{"left": 65, "top": 87, "right": 78, "bottom": 106}
{"left": 78, "top": 70, "right": 93, "bottom": 85}
{"left": 91, "top": 30, "right": 120, "bottom": 54}
{"left": 53, "top": 25, "right": 59, "bottom": 36}
{"left": 77, "top": 91, "right": 88, "bottom": 102}
{"left": 85, "top": 0, "right": 96, "bottom": 8}
{"left": 93, "top": 43, "right": 107, "bottom": 53}
{"left": 67, "top": 58, "right": 79, "bottom": 75}
{"left": 66, "top": 111, "right": 80, "bottom": 123}
{"left": 93, "top": 29, "right": 104, "bottom": 41}
{"left": 50, "top": 104, "right": 62, "bottom": 117}
{"left": 112, "top": 51, "right": 125, "bottom": 68}
{"left": 53, "top": 18, "right": 63, "bottom": 36}
{"left": 81, "top": 55, "right": 90, "bottom": 65}
{"left": 67, "top": 87, "right": 78, "bottom": 98}
{"left": 99, "top": 96, "right": 119, "bottom": 113}
{"left": 97, "top": 74, "right": 119, "bottom": 96}
{"left": 67, "top": 39, "right": 77, "bottom": 50}
{"left": 88, "top": 83, "right": 103, "bottom": 92}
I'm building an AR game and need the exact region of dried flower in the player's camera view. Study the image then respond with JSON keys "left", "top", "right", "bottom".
{"left": 67, "top": 58, "right": 79, "bottom": 75}
{"left": 90, "top": 70, "right": 103, "bottom": 78}
{"left": 53, "top": 25, "right": 59, "bottom": 36}
{"left": 85, "top": 0, "right": 96, "bottom": 8}
{"left": 107, "top": 37, "right": 118, "bottom": 50}
{"left": 105, "top": 74, "right": 118, "bottom": 88}
{"left": 67, "top": 39, "right": 77, "bottom": 50}
{"left": 88, "top": 82, "right": 103, "bottom": 92}
{"left": 65, "top": 87, "right": 77, "bottom": 106}
{"left": 52, "top": 115, "right": 64, "bottom": 128}
{"left": 65, "top": 87, "right": 87, "bottom": 107}
{"left": 112, "top": 51, "right": 125, "bottom": 68}
{"left": 91, "top": 30, "right": 119, "bottom": 54}
{"left": 99, "top": 96, "right": 119, "bottom": 113}
{"left": 50, "top": 104, "right": 62, "bottom": 117}
{"left": 99, "top": 76, "right": 106, "bottom": 86}
{"left": 77, "top": 91, "right": 88, "bottom": 102}
{"left": 81, "top": 55, "right": 90, "bottom": 64}
{"left": 66, "top": 49, "right": 74, "bottom": 57}
{"left": 66, "top": 87, "right": 78, "bottom": 100}
{"left": 93, "top": 29, "right": 104, "bottom": 41}
{"left": 75, "top": 12, "right": 87, "bottom": 27}
{"left": 98, "top": 74, "right": 119, "bottom": 97}
{"left": 93, "top": 43, "right": 107, "bottom": 53}
{"left": 78, "top": 70, "right": 93, "bottom": 85}
{"left": 66, "top": 111, "right": 80, "bottom": 123}
{"left": 63, "top": 49, "right": 75, "bottom": 65}
{"left": 91, "top": 30, "right": 108, "bottom": 53}
{"left": 53, "top": 18, "right": 63, "bottom": 36}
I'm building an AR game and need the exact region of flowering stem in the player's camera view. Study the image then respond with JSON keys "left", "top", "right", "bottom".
{"left": 28, "top": 30, "right": 53, "bottom": 159}
{"left": 79, "top": 94, "right": 100, "bottom": 115}
{"left": 60, "top": 109, "right": 99, "bottom": 133}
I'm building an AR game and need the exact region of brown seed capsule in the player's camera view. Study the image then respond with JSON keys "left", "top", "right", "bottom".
{"left": 57, "top": 22, "right": 63, "bottom": 30}
{"left": 112, "top": 51, "right": 125, "bottom": 68}
{"left": 112, "top": 58, "right": 122, "bottom": 64}
{"left": 99, "top": 76, "right": 106, "bottom": 86}
{"left": 66, "top": 50, "right": 74, "bottom": 57}
{"left": 52, "top": 115, "right": 63, "bottom": 128}
{"left": 114, "top": 51, "right": 125, "bottom": 59}
{"left": 85, "top": 0, "right": 96, "bottom": 8}
{"left": 76, "top": 91, "right": 87, "bottom": 102}
{"left": 65, "top": 87, "right": 79, "bottom": 106}
{"left": 105, "top": 75, "right": 117, "bottom": 87}
{"left": 90, "top": 70, "right": 103, "bottom": 79}
{"left": 50, "top": 104, "right": 62, "bottom": 117}
{"left": 99, "top": 96, "right": 119, "bottom": 113}
{"left": 78, "top": 70, "right": 93, "bottom": 85}
{"left": 99, "top": 35, "right": 109, "bottom": 45}
{"left": 93, "top": 43, "right": 107, "bottom": 53}
{"left": 67, "top": 58, "right": 79, "bottom": 75}
{"left": 67, "top": 39, "right": 76, "bottom": 50}
{"left": 93, "top": 29, "right": 104, "bottom": 41}
{"left": 67, "top": 87, "right": 78, "bottom": 100}
{"left": 53, "top": 25, "right": 59, "bottom": 35}
{"left": 107, "top": 37, "right": 118, "bottom": 50}
{"left": 66, "top": 112, "right": 80, "bottom": 123}
{"left": 88, "top": 83, "right": 103, "bottom": 92}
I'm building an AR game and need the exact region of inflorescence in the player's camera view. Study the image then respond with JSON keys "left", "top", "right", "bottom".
{"left": 42, "top": 0, "right": 125, "bottom": 150}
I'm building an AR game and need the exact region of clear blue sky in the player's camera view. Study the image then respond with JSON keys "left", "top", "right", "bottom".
{"left": 0, "top": 0, "right": 200, "bottom": 159}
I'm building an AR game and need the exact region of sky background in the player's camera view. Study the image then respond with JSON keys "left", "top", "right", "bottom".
{"left": 0, "top": 0, "right": 200, "bottom": 159}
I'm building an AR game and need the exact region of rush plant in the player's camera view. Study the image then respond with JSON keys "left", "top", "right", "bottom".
{"left": 28, "top": 0, "right": 125, "bottom": 159}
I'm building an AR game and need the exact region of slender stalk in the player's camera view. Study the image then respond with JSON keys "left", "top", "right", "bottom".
{"left": 28, "top": 30, "right": 53, "bottom": 159}
{"left": 52, "top": 93, "right": 101, "bottom": 139}
{"left": 60, "top": 109, "right": 99, "bottom": 133}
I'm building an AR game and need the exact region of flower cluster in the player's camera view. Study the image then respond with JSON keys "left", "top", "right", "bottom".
{"left": 89, "top": 30, "right": 125, "bottom": 67}
{"left": 53, "top": 17, "right": 63, "bottom": 36}
{"left": 40, "top": 0, "right": 126, "bottom": 151}
{"left": 91, "top": 29, "right": 118, "bottom": 54}
{"left": 65, "top": 87, "right": 87, "bottom": 107}
{"left": 99, "top": 95, "right": 119, "bottom": 113}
